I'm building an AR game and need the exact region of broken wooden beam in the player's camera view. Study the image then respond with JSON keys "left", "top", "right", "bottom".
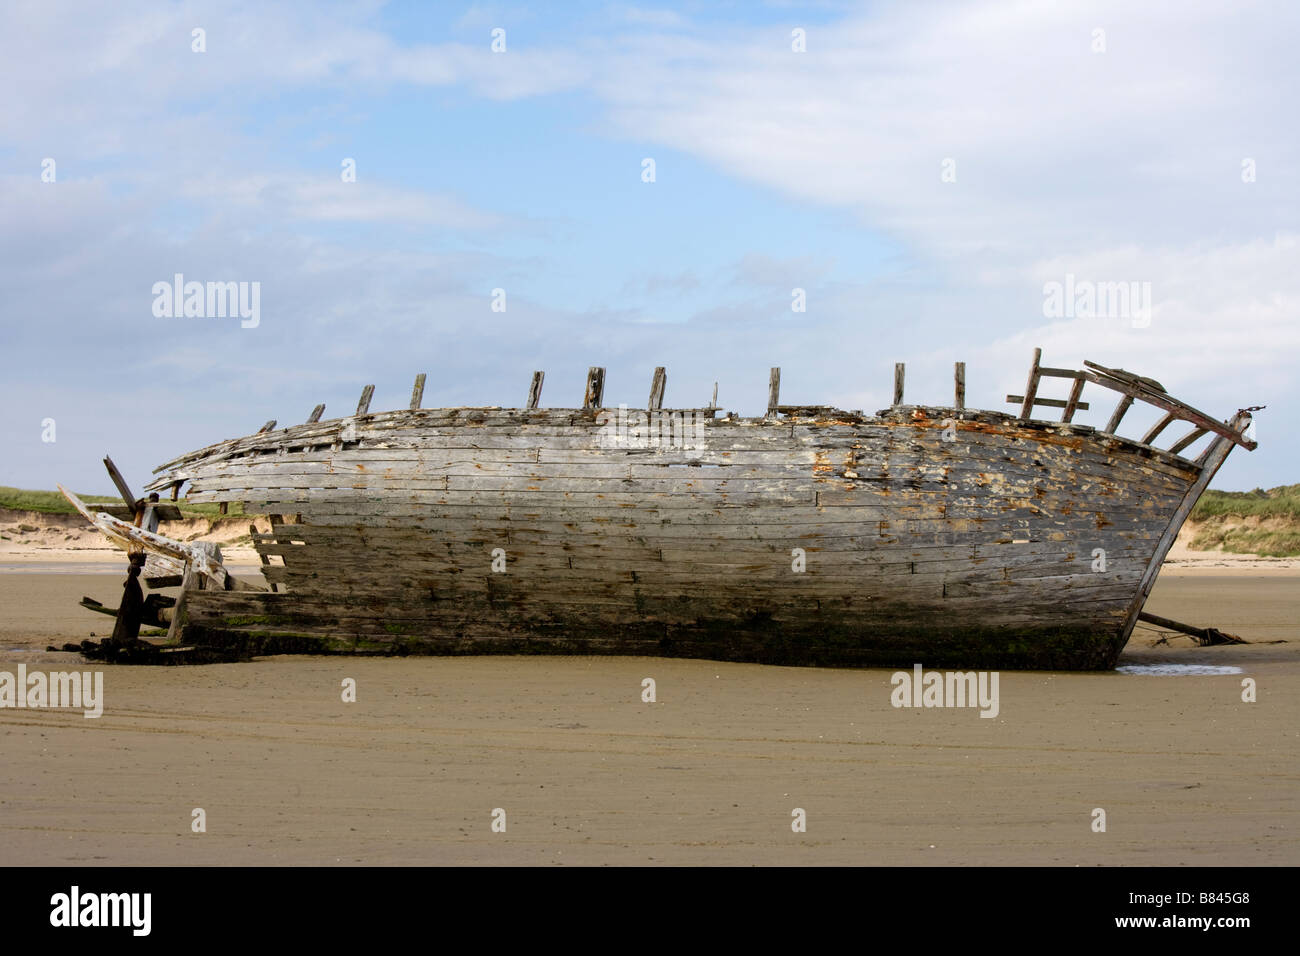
{"left": 81, "top": 593, "right": 174, "bottom": 629}
{"left": 648, "top": 367, "right": 666, "bottom": 411}
{"left": 306, "top": 404, "right": 325, "bottom": 424}
{"left": 527, "top": 371, "right": 544, "bottom": 410}
{"left": 103, "top": 456, "right": 137, "bottom": 511}
{"left": 954, "top": 362, "right": 965, "bottom": 410}
{"left": 1006, "top": 395, "right": 1090, "bottom": 411}
{"left": 410, "top": 373, "right": 426, "bottom": 410}
{"left": 584, "top": 367, "right": 605, "bottom": 409}
{"left": 257, "top": 420, "right": 276, "bottom": 434}
{"left": 1018, "top": 348, "right": 1042, "bottom": 420}
{"left": 83, "top": 502, "right": 182, "bottom": 522}
{"left": 1138, "top": 611, "right": 1247, "bottom": 645}
{"left": 143, "top": 574, "right": 184, "bottom": 589}
{"left": 893, "top": 363, "right": 905, "bottom": 406}
{"left": 79, "top": 596, "right": 116, "bottom": 618}
{"left": 356, "top": 385, "right": 375, "bottom": 416}
{"left": 768, "top": 367, "right": 781, "bottom": 416}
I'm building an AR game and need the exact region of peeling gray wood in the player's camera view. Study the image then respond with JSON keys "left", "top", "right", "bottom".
{"left": 1018, "top": 348, "right": 1041, "bottom": 420}
{"left": 356, "top": 385, "right": 375, "bottom": 416}
{"left": 103, "top": 456, "right": 137, "bottom": 510}
{"left": 649, "top": 367, "right": 666, "bottom": 411}
{"left": 1104, "top": 395, "right": 1134, "bottom": 435}
{"left": 1061, "top": 376, "right": 1087, "bottom": 423}
{"left": 584, "top": 367, "right": 605, "bottom": 409}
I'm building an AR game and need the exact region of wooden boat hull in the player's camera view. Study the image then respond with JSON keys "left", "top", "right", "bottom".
{"left": 143, "top": 402, "right": 1246, "bottom": 669}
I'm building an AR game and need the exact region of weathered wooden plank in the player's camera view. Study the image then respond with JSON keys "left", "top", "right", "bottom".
{"left": 1018, "top": 348, "right": 1042, "bottom": 420}
{"left": 103, "top": 456, "right": 137, "bottom": 510}
{"left": 1006, "top": 395, "right": 1090, "bottom": 411}
{"left": 1167, "top": 426, "right": 1208, "bottom": 455}
{"left": 1104, "top": 395, "right": 1134, "bottom": 435}
{"left": 893, "top": 363, "right": 905, "bottom": 406}
{"left": 954, "top": 362, "right": 965, "bottom": 410}
{"left": 1061, "top": 376, "right": 1087, "bottom": 423}
{"left": 306, "top": 404, "right": 326, "bottom": 424}
{"left": 649, "top": 367, "right": 666, "bottom": 411}
{"left": 1140, "top": 411, "right": 1177, "bottom": 446}
{"left": 584, "top": 367, "right": 605, "bottom": 409}
{"left": 356, "top": 385, "right": 375, "bottom": 416}
{"left": 768, "top": 367, "right": 781, "bottom": 415}
{"left": 410, "top": 373, "right": 426, "bottom": 410}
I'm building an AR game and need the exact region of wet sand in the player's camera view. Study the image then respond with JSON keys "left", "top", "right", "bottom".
{"left": 0, "top": 561, "right": 1296, "bottom": 865}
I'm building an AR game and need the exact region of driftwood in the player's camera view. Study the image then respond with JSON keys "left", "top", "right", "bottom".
{"left": 1137, "top": 611, "right": 1247, "bottom": 646}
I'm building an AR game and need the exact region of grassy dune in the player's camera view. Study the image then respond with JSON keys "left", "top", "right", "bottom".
{"left": 1189, "top": 484, "right": 1300, "bottom": 557}
{"left": 0, "top": 487, "right": 242, "bottom": 518}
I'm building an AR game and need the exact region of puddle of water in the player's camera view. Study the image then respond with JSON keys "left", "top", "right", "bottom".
{"left": 1115, "top": 664, "right": 1243, "bottom": 676}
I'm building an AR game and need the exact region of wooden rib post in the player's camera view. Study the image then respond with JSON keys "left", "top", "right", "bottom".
{"left": 410, "top": 373, "right": 426, "bottom": 410}
{"left": 356, "top": 385, "right": 375, "bottom": 416}
{"left": 1104, "top": 395, "right": 1134, "bottom": 435}
{"left": 584, "top": 367, "right": 605, "bottom": 409}
{"left": 1018, "top": 348, "right": 1042, "bottom": 420}
{"left": 527, "top": 371, "right": 544, "bottom": 409}
{"left": 767, "top": 368, "right": 781, "bottom": 416}
{"left": 648, "top": 367, "right": 666, "bottom": 411}
{"left": 257, "top": 420, "right": 276, "bottom": 434}
{"left": 1140, "top": 411, "right": 1177, "bottom": 446}
{"left": 1061, "top": 376, "right": 1086, "bottom": 423}
{"left": 306, "top": 404, "right": 325, "bottom": 424}
{"left": 893, "top": 363, "right": 905, "bottom": 406}
{"left": 954, "top": 362, "right": 965, "bottom": 410}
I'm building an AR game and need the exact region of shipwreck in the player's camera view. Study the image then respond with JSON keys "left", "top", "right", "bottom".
{"left": 63, "top": 350, "right": 1258, "bottom": 669}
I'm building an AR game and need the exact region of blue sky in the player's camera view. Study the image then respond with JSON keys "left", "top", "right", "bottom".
{"left": 1, "top": 0, "right": 1296, "bottom": 494}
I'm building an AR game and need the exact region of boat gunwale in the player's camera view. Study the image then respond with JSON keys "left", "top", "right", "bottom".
{"left": 146, "top": 401, "right": 1209, "bottom": 494}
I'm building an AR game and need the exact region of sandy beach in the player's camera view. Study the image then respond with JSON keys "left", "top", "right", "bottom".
{"left": 0, "top": 544, "right": 1296, "bottom": 866}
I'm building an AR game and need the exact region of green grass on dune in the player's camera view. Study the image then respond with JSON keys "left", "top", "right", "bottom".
{"left": 0, "top": 486, "right": 241, "bottom": 519}
{"left": 1190, "top": 483, "right": 1300, "bottom": 519}
{"left": 1189, "top": 484, "right": 1300, "bottom": 557}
